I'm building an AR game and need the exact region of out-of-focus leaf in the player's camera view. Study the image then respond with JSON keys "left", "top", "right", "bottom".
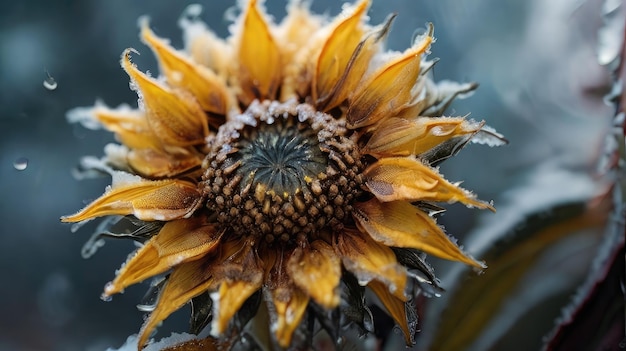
{"left": 427, "top": 201, "right": 608, "bottom": 351}
{"left": 542, "top": 240, "right": 624, "bottom": 351}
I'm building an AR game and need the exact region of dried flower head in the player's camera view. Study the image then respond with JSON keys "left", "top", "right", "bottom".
{"left": 63, "top": 0, "right": 505, "bottom": 348}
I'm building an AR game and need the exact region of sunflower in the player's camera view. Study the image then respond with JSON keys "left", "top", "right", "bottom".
{"left": 63, "top": 0, "right": 504, "bottom": 349}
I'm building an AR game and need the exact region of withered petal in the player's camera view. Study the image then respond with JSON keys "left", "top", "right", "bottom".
{"left": 141, "top": 21, "right": 230, "bottom": 115}
{"left": 368, "top": 279, "right": 413, "bottom": 345}
{"left": 353, "top": 198, "right": 485, "bottom": 268}
{"left": 271, "top": 287, "right": 309, "bottom": 348}
{"left": 104, "top": 218, "right": 223, "bottom": 296}
{"left": 212, "top": 279, "right": 262, "bottom": 335}
{"left": 137, "top": 259, "right": 217, "bottom": 348}
{"left": 364, "top": 117, "right": 485, "bottom": 157}
{"left": 264, "top": 248, "right": 311, "bottom": 347}
{"left": 287, "top": 240, "right": 341, "bottom": 309}
{"left": 236, "top": 0, "right": 281, "bottom": 103}
{"left": 363, "top": 156, "right": 495, "bottom": 210}
{"left": 334, "top": 228, "right": 407, "bottom": 300}
{"left": 210, "top": 238, "right": 263, "bottom": 334}
{"left": 347, "top": 24, "right": 433, "bottom": 128}
{"left": 61, "top": 178, "right": 201, "bottom": 222}
{"left": 121, "top": 49, "right": 209, "bottom": 146}
{"left": 128, "top": 148, "right": 202, "bottom": 178}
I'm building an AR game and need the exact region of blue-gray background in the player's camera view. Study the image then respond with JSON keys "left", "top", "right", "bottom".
{"left": 0, "top": 0, "right": 612, "bottom": 350}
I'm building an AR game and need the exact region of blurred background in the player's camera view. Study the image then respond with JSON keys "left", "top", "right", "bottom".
{"left": 0, "top": 0, "right": 621, "bottom": 350}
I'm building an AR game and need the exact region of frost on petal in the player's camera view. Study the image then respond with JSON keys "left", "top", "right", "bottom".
{"left": 235, "top": 0, "right": 282, "bottom": 104}
{"left": 104, "top": 218, "right": 223, "bottom": 296}
{"left": 121, "top": 49, "right": 209, "bottom": 147}
{"left": 61, "top": 179, "right": 202, "bottom": 222}
{"left": 353, "top": 198, "right": 485, "bottom": 268}
{"left": 141, "top": 21, "right": 231, "bottom": 115}
{"left": 347, "top": 24, "right": 433, "bottom": 128}
{"left": 363, "top": 156, "right": 495, "bottom": 210}
{"left": 137, "top": 259, "right": 217, "bottom": 348}
{"left": 364, "top": 117, "right": 486, "bottom": 157}
{"left": 368, "top": 279, "right": 414, "bottom": 345}
{"left": 333, "top": 228, "right": 407, "bottom": 301}
{"left": 287, "top": 240, "right": 341, "bottom": 309}
{"left": 179, "top": 7, "right": 232, "bottom": 78}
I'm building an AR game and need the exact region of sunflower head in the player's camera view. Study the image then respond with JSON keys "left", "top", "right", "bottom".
{"left": 63, "top": 0, "right": 505, "bottom": 348}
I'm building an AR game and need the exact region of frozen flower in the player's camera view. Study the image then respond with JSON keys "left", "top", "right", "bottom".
{"left": 63, "top": 0, "right": 504, "bottom": 348}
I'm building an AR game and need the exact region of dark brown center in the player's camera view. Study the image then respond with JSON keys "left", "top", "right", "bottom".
{"left": 201, "top": 101, "right": 364, "bottom": 244}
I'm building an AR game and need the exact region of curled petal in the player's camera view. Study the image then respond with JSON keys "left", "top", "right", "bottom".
{"left": 368, "top": 280, "right": 413, "bottom": 345}
{"left": 347, "top": 24, "right": 433, "bottom": 128}
{"left": 353, "top": 198, "right": 485, "bottom": 268}
{"left": 122, "top": 49, "right": 209, "bottom": 146}
{"left": 138, "top": 259, "right": 217, "bottom": 348}
{"left": 363, "top": 156, "right": 494, "bottom": 210}
{"left": 313, "top": 0, "right": 369, "bottom": 106}
{"left": 287, "top": 240, "right": 341, "bottom": 309}
{"left": 141, "top": 21, "right": 230, "bottom": 115}
{"left": 334, "top": 228, "right": 407, "bottom": 300}
{"left": 61, "top": 179, "right": 202, "bottom": 222}
{"left": 236, "top": 0, "right": 281, "bottom": 103}
{"left": 104, "top": 218, "right": 223, "bottom": 296}
{"left": 364, "top": 117, "right": 485, "bottom": 157}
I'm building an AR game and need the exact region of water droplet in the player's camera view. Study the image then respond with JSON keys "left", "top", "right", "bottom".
{"left": 13, "top": 157, "right": 28, "bottom": 170}
{"left": 43, "top": 72, "right": 57, "bottom": 91}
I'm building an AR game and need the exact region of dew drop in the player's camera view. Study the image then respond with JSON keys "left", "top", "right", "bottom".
{"left": 13, "top": 157, "right": 28, "bottom": 170}
{"left": 43, "top": 72, "right": 57, "bottom": 91}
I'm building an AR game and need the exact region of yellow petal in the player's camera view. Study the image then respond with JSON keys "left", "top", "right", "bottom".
{"left": 353, "top": 198, "right": 485, "bottom": 268}
{"left": 287, "top": 240, "right": 341, "bottom": 309}
{"left": 368, "top": 279, "right": 412, "bottom": 345}
{"left": 213, "top": 279, "right": 262, "bottom": 335}
{"left": 347, "top": 24, "right": 433, "bottom": 128}
{"left": 313, "top": 0, "right": 369, "bottom": 106}
{"left": 127, "top": 148, "right": 202, "bottom": 178}
{"left": 266, "top": 249, "right": 310, "bottom": 348}
{"left": 272, "top": 287, "right": 309, "bottom": 348}
{"left": 61, "top": 178, "right": 201, "bottom": 222}
{"left": 334, "top": 228, "right": 407, "bottom": 300}
{"left": 104, "top": 218, "right": 223, "bottom": 296}
{"left": 319, "top": 16, "right": 394, "bottom": 111}
{"left": 121, "top": 49, "right": 209, "bottom": 146}
{"left": 364, "top": 117, "right": 484, "bottom": 157}
{"left": 363, "top": 156, "right": 494, "bottom": 210}
{"left": 236, "top": 0, "right": 281, "bottom": 103}
{"left": 91, "top": 105, "right": 161, "bottom": 150}
{"left": 211, "top": 239, "right": 263, "bottom": 334}
{"left": 141, "top": 22, "right": 230, "bottom": 115}
{"left": 138, "top": 259, "right": 217, "bottom": 348}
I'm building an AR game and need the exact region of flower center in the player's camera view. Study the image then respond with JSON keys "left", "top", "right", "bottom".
{"left": 202, "top": 101, "right": 364, "bottom": 244}
{"left": 235, "top": 120, "right": 327, "bottom": 197}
